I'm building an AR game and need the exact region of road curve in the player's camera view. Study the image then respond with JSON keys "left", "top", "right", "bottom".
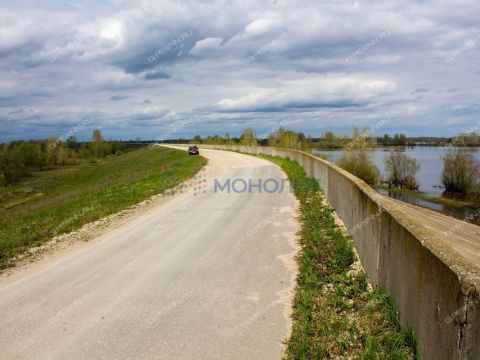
{"left": 0, "top": 148, "right": 299, "bottom": 360}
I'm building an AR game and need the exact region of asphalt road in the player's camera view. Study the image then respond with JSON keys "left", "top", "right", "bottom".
{"left": 0, "top": 148, "right": 299, "bottom": 360}
{"left": 388, "top": 197, "right": 480, "bottom": 271}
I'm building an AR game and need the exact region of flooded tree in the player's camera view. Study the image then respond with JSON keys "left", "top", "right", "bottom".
{"left": 384, "top": 151, "right": 420, "bottom": 190}
{"left": 442, "top": 152, "right": 480, "bottom": 197}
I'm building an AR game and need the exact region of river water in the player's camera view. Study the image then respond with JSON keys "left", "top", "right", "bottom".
{"left": 312, "top": 146, "right": 480, "bottom": 224}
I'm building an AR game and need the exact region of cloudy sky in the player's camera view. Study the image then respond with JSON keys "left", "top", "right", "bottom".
{"left": 0, "top": 0, "right": 479, "bottom": 141}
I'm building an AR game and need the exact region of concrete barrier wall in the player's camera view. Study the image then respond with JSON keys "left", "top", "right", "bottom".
{"left": 193, "top": 144, "right": 480, "bottom": 359}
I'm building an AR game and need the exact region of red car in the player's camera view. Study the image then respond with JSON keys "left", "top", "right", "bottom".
{"left": 188, "top": 145, "right": 199, "bottom": 155}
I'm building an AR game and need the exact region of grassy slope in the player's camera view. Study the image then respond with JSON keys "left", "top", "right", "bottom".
{"left": 0, "top": 147, "right": 206, "bottom": 269}
{"left": 258, "top": 155, "right": 417, "bottom": 359}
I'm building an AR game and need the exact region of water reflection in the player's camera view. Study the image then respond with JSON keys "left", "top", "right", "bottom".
{"left": 376, "top": 188, "right": 480, "bottom": 226}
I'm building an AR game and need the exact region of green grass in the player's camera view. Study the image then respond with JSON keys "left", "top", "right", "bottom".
{"left": 258, "top": 154, "right": 418, "bottom": 360}
{"left": 0, "top": 147, "right": 206, "bottom": 269}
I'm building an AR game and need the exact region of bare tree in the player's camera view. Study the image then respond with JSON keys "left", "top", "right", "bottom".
{"left": 384, "top": 151, "right": 420, "bottom": 190}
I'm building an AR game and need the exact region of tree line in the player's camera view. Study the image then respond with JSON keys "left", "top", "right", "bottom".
{"left": 183, "top": 128, "right": 480, "bottom": 150}
{"left": 318, "top": 131, "right": 409, "bottom": 148}
{"left": 0, "top": 129, "right": 129, "bottom": 186}
{"left": 190, "top": 128, "right": 311, "bottom": 149}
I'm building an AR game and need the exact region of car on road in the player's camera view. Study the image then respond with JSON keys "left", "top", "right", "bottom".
{"left": 188, "top": 145, "right": 199, "bottom": 155}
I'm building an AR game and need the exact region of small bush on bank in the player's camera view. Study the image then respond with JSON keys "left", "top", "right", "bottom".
{"left": 442, "top": 151, "right": 480, "bottom": 197}
{"left": 337, "top": 127, "right": 380, "bottom": 185}
{"left": 338, "top": 150, "right": 380, "bottom": 185}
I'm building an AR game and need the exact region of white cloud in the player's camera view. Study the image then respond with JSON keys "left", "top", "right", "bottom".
{"left": 190, "top": 37, "right": 224, "bottom": 56}
{"left": 215, "top": 75, "right": 397, "bottom": 112}
{"left": 244, "top": 18, "right": 277, "bottom": 37}
{"left": 0, "top": 19, "right": 34, "bottom": 53}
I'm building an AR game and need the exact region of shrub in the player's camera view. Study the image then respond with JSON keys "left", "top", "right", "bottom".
{"left": 470, "top": 183, "right": 480, "bottom": 200}
{"left": 442, "top": 152, "right": 480, "bottom": 197}
{"left": 239, "top": 128, "right": 257, "bottom": 146}
{"left": 0, "top": 142, "right": 40, "bottom": 185}
{"left": 384, "top": 151, "right": 420, "bottom": 190}
{"left": 338, "top": 150, "right": 379, "bottom": 184}
{"left": 338, "top": 127, "right": 380, "bottom": 184}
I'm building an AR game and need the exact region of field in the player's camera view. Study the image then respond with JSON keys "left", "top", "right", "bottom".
{"left": 0, "top": 146, "right": 206, "bottom": 269}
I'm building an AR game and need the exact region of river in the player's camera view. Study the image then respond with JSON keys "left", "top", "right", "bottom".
{"left": 312, "top": 146, "right": 480, "bottom": 225}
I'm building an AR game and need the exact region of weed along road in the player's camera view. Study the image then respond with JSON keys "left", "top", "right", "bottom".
{"left": 0, "top": 148, "right": 299, "bottom": 360}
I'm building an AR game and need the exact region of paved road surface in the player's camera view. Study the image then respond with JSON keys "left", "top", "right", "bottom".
{"left": 0, "top": 148, "right": 299, "bottom": 360}
{"left": 387, "top": 197, "right": 480, "bottom": 271}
